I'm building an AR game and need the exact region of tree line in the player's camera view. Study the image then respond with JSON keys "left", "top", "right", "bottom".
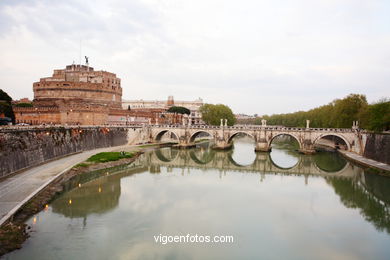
{"left": 238, "top": 94, "right": 389, "bottom": 131}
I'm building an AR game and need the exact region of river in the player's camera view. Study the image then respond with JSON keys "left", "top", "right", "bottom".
{"left": 4, "top": 136, "right": 390, "bottom": 260}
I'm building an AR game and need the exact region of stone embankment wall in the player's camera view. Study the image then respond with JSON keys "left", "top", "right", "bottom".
{"left": 0, "top": 127, "right": 128, "bottom": 178}
{"left": 363, "top": 133, "right": 390, "bottom": 165}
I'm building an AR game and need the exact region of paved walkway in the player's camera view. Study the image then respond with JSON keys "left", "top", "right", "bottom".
{"left": 0, "top": 144, "right": 138, "bottom": 226}
{"left": 339, "top": 150, "right": 390, "bottom": 172}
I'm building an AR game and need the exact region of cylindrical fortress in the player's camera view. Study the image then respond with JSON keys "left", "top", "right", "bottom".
{"left": 33, "top": 64, "right": 122, "bottom": 108}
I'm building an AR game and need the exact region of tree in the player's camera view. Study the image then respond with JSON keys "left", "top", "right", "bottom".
{"left": 330, "top": 94, "right": 368, "bottom": 128}
{"left": 366, "top": 98, "right": 390, "bottom": 131}
{"left": 167, "top": 106, "right": 191, "bottom": 115}
{"left": 199, "top": 104, "right": 236, "bottom": 126}
{"left": 235, "top": 93, "right": 390, "bottom": 131}
{"left": 0, "top": 89, "right": 15, "bottom": 123}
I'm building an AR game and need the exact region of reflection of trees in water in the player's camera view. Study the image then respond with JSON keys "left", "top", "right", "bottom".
{"left": 189, "top": 148, "right": 215, "bottom": 164}
{"left": 52, "top": 175, "right": 121, "bottom": 218}
{"left": 361, "top": 173, "right": 390, "bottom": 206}
{"left": 155, "top": 148, "right": 179, "bottom": 162}
{"left": 313, "top": 151, "right": 347, "bottom": 172}
{"left": 51, "top": 161, "right": 148, "bottom": 219}
{"left": 326, "top": 176, "right": 390, "bottom": 234}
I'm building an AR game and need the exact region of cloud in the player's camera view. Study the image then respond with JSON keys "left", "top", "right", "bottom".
{"left": 0, "top": 0, "right": 389, "bottom": 114}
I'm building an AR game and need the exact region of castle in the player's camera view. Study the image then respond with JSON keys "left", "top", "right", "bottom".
{"left": 14, "top": 64, "right": 124, "bottom": 125}
{"left": 14, "top": 64, "right": 201, "bottom": 125}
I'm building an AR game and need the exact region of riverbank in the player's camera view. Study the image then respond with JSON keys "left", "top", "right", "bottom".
{"left": 0, "top": 150, "right": 143, "bottom": 256}
{"left": 338, "top": 150, "right": 390, "bottom": 174}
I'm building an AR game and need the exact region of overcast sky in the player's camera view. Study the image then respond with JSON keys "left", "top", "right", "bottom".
{"left": 0, "top": 0, "right": 389, "bottom": 115}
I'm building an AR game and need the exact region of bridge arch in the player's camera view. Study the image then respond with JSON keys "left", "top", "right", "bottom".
{"left": 313, "top": 133, "right": 351, "bottom": 151}
{"left": 189, "top": 149, "right": 215, "bottom": 165}
{"left": 312, "top": 154, "right": 349, "bottom": 174}
{"left": 154, "top": 129, "right": 179, "bottom": 142}
{"left": 227, "top": 131, "right": 256, "bottom": 143}
{"left": 268, "top": 133, "right": 302, "bottom": 149}
{"left": 154, "top": 148, "right": 179, "bottom": 162}
{"left": 227, "top": 152, "right": 255, "bottom": 167}
{"left": 189, "top": 130, "right": 213, "bottom": 143}
{"left": 269, "top": 149, "right": 302, "bottom": 170}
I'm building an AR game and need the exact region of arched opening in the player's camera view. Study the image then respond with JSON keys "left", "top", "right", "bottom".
{"left": 313, "top": 151, "right": 347, "bottom": 173}
{"left": 155, "top": 130, "right": 179, "bottom": 143}
{"left": 269, "top": 134, "right": 300, "bottom": 169}
{"left": 269, "top": 134, "right": 301, "bottom": 150}
{"left": 189, "top": 131, "right": 213, "bottom": 143}
{"left": 269, "top": 153, "right": 302, "bottom": 170}
{"left": 154, "top": 148, "right": 179, "bottom": 162}
{"left": 229, "top": 132, "right": 256, "bottom": 166}
{"left": 189, "top": 148, "right": 215, "bottom": 165}
{"left": 312, "top": 134, "right": 349, "bottom": 173}
{"left": 314, "top": 135, "right": 349, "bottom": 151}
{"left": 226, "top": 151, "right": 253, "bottom": 167}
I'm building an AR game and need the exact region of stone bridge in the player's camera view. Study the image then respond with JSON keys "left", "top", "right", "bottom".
{"left": 144, "top": 124, "right": 367, "bottom": 154}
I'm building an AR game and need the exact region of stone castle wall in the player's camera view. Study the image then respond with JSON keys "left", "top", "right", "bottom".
{"left": 14, "top": 64, "right": 126, "bottom": 125}
{"left": 363, "top": 133, "right": 390, "bottom": 165}
{"left": 14, "top": 100, "right": 110, "bottom": 125}
{"left": 34, "top": 64, "right": 122, "bottom": 108}
{"left": 0, "top": 127, "right": 128, "bottom": 178}
{"left": 33, "top": 81, "right": 122, "bottom": 107}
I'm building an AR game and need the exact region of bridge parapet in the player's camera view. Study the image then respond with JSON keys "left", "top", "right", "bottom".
{"left": 0, "top": 124, "right": 143, "bottom": 133}
{"left": 148, "top": 124, "right": 361, "bottom": 133}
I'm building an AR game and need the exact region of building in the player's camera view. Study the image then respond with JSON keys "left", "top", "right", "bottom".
{"left": 14, "top": 64, "right": 184, "bottom": 125}
{"left": 12, "top": 98, "right": 32, "bottom": 105}
{"left": 15, "top": 64, "right": 123, "bottom": 125}
{"left": 122, "top": 96, "right": 204, "bottom": 125}
{"left": 235, "top": 114, "right": 256, "bottom": 121}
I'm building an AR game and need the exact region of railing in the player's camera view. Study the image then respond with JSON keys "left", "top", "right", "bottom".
{"left": 148, "top": 124, "right": 358, "bottom": 133}
{"left": 0, "top": 124, "right": 143, "bottom": 132}
{"left": 0, "top": 123, "right": 362, "bottom": 133}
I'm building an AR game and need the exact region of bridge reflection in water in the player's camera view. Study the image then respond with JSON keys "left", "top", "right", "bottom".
{"left": 147, "top": 143, "right": 358, "bottom": 178}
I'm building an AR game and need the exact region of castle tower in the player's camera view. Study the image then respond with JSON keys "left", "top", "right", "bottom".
{"left": 167, "top": 96, "right": 174, "bottom": 107}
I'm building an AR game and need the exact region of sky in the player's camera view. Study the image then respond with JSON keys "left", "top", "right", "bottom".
{"left": 0, "top": 0, "right": 389, "bottom": 115}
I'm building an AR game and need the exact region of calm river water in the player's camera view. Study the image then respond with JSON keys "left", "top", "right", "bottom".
{"left": 4, "top": 137, "right": 390, "bottom": 260}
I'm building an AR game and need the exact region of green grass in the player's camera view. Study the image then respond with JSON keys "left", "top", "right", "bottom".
{"left": 74, "top": 162, "right": 89, "bottom": 168}
{"left": 86, "top": 152, "right": 134, "bottom": 163}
